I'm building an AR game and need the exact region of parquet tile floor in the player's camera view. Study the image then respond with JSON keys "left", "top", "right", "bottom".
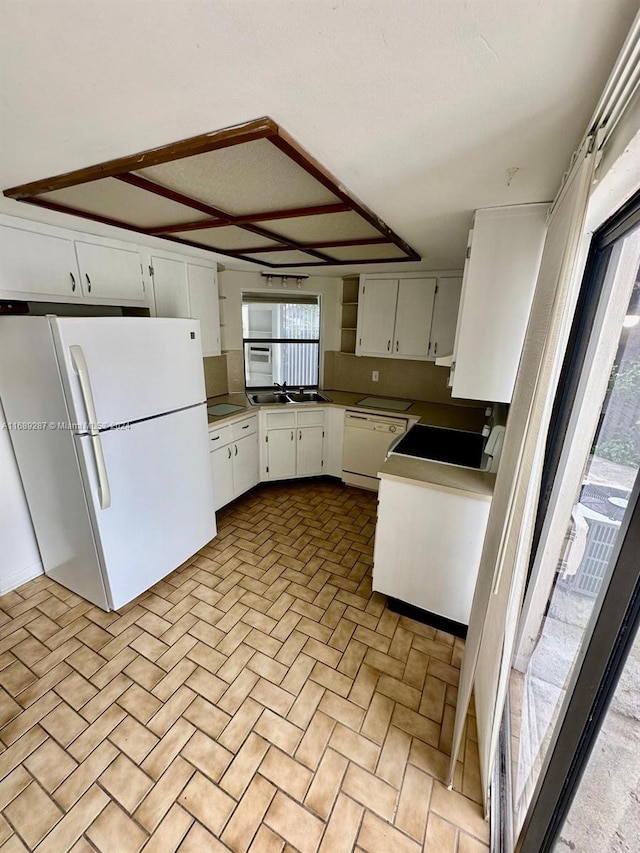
{"left": 0, "top": 479, "right": 489, "bottom": 852}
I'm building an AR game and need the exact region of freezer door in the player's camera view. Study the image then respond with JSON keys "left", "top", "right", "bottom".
{"left": 76, "top": 404, "right": 216, "bottom": 610}
{"left": 51, "top": 317, "right": 206, "bottom": 429}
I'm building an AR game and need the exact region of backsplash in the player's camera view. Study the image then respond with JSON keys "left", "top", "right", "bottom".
{"left": 225, "top": 350, "right": 245, "bottom": 393}
{"left": 324, "top": 352, "right": 487, "bottom": 408}
{"left": 203, "top": 355, "right": 228, "bottom": 398}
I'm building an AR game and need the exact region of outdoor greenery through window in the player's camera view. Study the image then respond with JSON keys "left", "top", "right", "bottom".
{"left": 242, "top": 292, "right": 320, "bottom": 389}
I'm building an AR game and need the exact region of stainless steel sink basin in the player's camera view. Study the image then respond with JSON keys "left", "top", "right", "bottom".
{"left": 285, "top": 392, "right": 330, "bottom": 403}
{"left": 249, "top": 392, "right": 290, "bottom": 404}
{"left": 249, "top": 391, "right": 331, "bottom": 405}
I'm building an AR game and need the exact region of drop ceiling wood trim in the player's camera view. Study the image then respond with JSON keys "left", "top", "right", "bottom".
{"left": 3, "top": 117, "right": 420, "bottom": 268}
{"left": 147, "top": 202, "right": 352, "bottom": 235}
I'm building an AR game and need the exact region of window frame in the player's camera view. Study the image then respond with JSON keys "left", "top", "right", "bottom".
{"left": 506, "top": 191, "right": 640, "bottom": 853}
{"left": 241, "top": 291, "right": 322, "bottom": 391}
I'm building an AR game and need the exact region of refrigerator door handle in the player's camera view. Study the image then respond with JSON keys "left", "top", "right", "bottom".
{"left": 70, "top": 345, "right": 112, "bottom": 510}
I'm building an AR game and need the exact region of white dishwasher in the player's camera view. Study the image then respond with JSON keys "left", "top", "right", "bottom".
{"left": 342, "top": 410, "right": 408, "bottom": 490}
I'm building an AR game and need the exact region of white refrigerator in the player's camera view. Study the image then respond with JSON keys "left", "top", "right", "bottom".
{"left": 0, "top": 316, "right": 216, "bottom": 611}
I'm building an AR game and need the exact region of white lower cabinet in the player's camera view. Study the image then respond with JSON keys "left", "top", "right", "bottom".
{"left": 373, "top": 475, "right": 492, "bottom": 626}
{"left": 209, "top": 416, "right": 259, "bottom": 511}
{"left": 233, "top": 433, "right": 260, "bottom": 495}
{"left": 266, "top": 427, "right": 297, "bottom": 479}
{"left": 296, "top": 426, "right": 324, "bottom": 476}
{"left": 263, "top": 408, "right": 326, "bottom": 480}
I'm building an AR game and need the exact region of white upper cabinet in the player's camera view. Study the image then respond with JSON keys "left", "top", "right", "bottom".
{"left": 0, "top": 223, "right": 81, "bottom": 300}
{"left": 429, "top": 277, "right": 462, "bottom": 359}
{"left": 152, "top": 256, "right": 190, "bottom": 318}
{"left": 356, "top": 273, "right": 456, "bottom": 361}
{"left": 75, "top": 240, "right": 145, "bottom": 303}
{"left": 394, "top": 278, "right": 436, "bottom": 358}
{"left": 151, "top": 254, "right": 221, "bottom": 357}
{"left": 0, "top": 217, "right": 148, "bottom": 306}
{"left": 450, "top": 203, "right": 548, "bottom": 403}
{"left": 356, "top": 278, "right": 398, "bottom": 356}
{"left": 186, "top": 263, "right": 221, "bottom": 357}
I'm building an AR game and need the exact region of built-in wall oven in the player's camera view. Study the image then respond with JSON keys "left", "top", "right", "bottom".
{"left": 342, "top": 410, "right": 409, "bottom": 490}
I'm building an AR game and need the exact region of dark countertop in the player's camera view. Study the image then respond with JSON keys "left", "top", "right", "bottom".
{"left": 206, "top": 390, "right": 488, "bottom": 432}
{"left": 379, "top": 455, "right": 496, "bottom": 498}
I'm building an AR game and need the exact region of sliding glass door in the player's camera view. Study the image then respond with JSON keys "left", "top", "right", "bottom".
{"left": 506, "top": 199, "right": 640, "bottom": 850}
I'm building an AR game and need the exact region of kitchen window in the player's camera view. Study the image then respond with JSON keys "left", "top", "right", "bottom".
{"left": 242, "top": 292, "right": 320, "bottom": 389}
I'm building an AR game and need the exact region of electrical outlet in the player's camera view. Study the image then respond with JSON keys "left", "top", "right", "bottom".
{"left": 372, "top": 370, "right": 379, "bottom": 382}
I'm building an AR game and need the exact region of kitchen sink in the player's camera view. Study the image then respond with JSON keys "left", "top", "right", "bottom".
{"left": 285, "top": 392, "right": 330, "bottom": 403}
{"left": 249, "top": 391, "right": 330, "bottom": 405}
{"left": 249, "top": 392, "right": 290, "bottom": 404}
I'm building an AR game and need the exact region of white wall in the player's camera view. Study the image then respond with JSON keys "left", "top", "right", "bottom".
{"left": 0, "top": 398, "right": 43, "bottom": 594}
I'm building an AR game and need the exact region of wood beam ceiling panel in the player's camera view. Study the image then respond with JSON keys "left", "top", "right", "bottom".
{"left": 2, "top": 117, "right": 420, "bottom": 268}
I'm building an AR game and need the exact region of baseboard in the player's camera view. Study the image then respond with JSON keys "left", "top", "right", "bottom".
{"left": 0, "top": 559, "right": 44, "bottom": 596}
{"left": 387, "top": 596, "right": 468, "bottom": 639}
{"left": 341, "top": 471, "right": 380, "bottom": 491}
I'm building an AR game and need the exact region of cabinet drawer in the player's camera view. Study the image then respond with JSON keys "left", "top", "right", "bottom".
{"left": 231, "top": 415, "right": 257, "bottom": 440}
{"left": 209, "top": 425, "right": 233, "bottom": 447}
{"left": 266, "top": 411, "right": 297, "bottom": 428}
{"left": 297, "top": 409, "right": 325, "bottom": 426}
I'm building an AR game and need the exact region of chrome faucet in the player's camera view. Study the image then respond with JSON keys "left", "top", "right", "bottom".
{"left": 274, "top": 382, "right": 288, "bottom": 393}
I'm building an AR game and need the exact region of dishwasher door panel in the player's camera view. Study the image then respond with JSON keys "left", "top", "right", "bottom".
{"left": 342, "top": 413, "right": 408, "bottom": 487}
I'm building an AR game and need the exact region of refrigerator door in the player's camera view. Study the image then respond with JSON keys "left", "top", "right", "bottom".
{"left": 76, "top": 403, "right": 215, "bottom": 610}
{"left": 50, "top": 317, "right": 206, "bottom": 430}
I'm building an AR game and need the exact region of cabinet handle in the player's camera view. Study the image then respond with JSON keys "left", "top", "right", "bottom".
{"left": 299, "top": 430, "right": 302, "bottom": 441}
{"left": 235, "top": 444, "right": 238, "bottom": 456}
{"left": 241, "top": 424, "right": 250, "bottom": 430}
{"left": 290, "top": 431, "right": 294, "bottom": 441}
{"left": 387, "top": 340, "right": 391, "bottom": 351}
{"left": 395, "top": 340, "right": 399, "bottom": 352}
{"left": 228, "top": 447, "right": 232, "bottom": 459}
{"left": 211, "top": 435, "right": 220, "bottom": 441}
{"left": 85, "top": 273, "right": 91, "bottom": 293}
{"left": 70, "top": 272, "right": 76, "bottom": 292}
{"left": 434, "top": 342, "right": 438, "bottom": 355}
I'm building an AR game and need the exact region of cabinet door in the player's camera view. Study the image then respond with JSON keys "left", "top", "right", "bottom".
{"left": 297, "top": 426, "right": 324, "bottom": 477}
{"left": 451, "top": 204, "right": 547, "bottom": 403}
{"left": 394, "top": 278, "right": 436, "bottom": 358}
{"left": 233, "top": 433, "right": 259, "bottom": 496}
{"left": 356, "top": 279, "right": 398, "bottom": 356}
{"left": 152, "top": 256, "right": 190, "bottom": 318}
{"left": 429, "top": 277, "right": 462, "bottom": 358}
{"left": 187, "top": 263, "right": 221, "bottom": 357}
{"left": 266, "top": 428, "right": 297, "bottom": 479}
{"left": 0, "top": 225, "right": 81, "bottom": 299}
{"left": 210, "top": 445, "right": 234, "bottom": 511}
{"left": 75, "top": 241, "right": 145, "bottom": 302}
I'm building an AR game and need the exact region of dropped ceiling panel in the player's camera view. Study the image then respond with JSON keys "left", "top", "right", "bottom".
{"left": 3, "top": 117, "right": 419, "bottom": 269}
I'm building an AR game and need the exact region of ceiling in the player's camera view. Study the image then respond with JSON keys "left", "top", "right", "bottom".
{"left": 0, "top": 0, "right": 637, "bottom": 275}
